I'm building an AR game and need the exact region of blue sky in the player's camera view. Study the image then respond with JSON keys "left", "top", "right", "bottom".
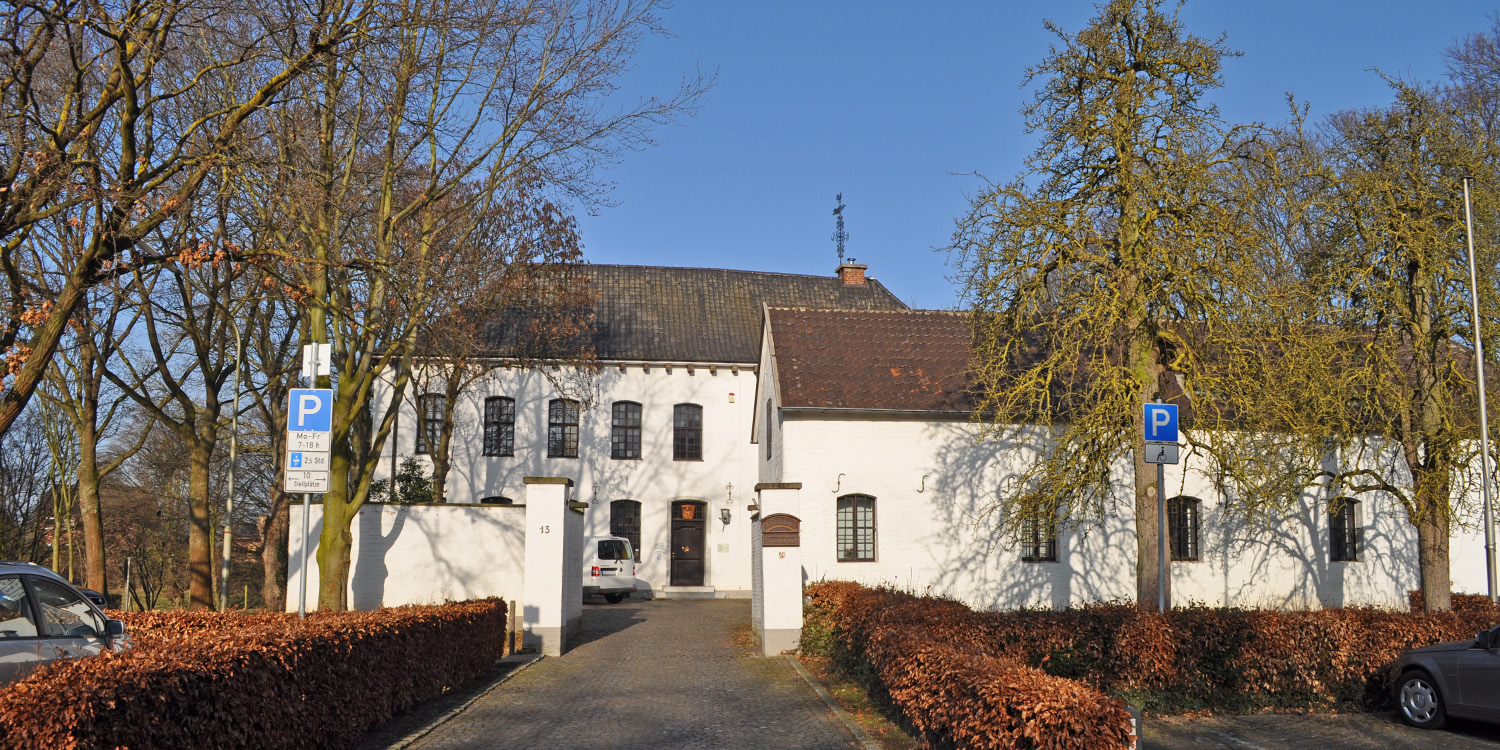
{"left": 574, "top": 2, "right": 1496, "bottom": 310}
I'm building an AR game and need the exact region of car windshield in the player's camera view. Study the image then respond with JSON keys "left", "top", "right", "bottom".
{"left": 597, "top": 539, "right": 632, "bottom": 561}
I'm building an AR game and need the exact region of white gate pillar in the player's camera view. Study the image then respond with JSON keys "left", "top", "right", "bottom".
{"left": 523, "top": 476, "right": 584, "bottom": 655}
{"left": 752, "top": 482, "right": 803, "bottom": 656}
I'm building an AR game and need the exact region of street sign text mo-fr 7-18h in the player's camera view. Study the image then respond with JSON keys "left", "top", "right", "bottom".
{"left": 286, "top": 388, "right": 333, "bottom": 493}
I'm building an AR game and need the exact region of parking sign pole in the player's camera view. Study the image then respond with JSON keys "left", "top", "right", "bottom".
{"left": 1156, "top": 398, "right": 1167, "bottom": 614}
{"left": 298, "top": 491, "right": 310, "bottom": 618}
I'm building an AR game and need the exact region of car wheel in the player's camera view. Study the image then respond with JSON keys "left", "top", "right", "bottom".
{"left": 1397, "top": 669, "right": 1448, "bottom": 729}
{"left": 604, "top": 593, "right": 625, "bottom": 604}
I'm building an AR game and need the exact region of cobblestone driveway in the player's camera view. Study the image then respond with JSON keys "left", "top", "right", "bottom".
{"left": 1144, "top": 712, "right": 1500, "bottom": 749}
{"left": 406, "top": 599, "right": 858, "bottom": 750}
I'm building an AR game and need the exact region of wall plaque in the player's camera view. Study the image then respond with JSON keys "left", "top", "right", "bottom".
{"left": 762, "top": 514, "right": 800, "bottom": 547}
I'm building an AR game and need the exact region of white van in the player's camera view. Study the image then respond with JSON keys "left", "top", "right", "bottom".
{"left": 582, "top": 535, "right": 637, "bottom": 603}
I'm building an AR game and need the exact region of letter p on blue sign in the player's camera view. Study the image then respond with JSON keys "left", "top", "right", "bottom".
{"left": 288, "top": 388, "right": 334, "bottom": 433}
{"left": 1143, "top": 403, "right": 1178, "bottom": 443}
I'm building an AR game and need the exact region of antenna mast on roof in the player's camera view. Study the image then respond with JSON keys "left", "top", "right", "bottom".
{"left": 831, "top": 193, "right": 849, "bottom": 264}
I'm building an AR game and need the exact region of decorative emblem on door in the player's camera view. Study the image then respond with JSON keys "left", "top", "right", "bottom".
{"left": 680, "top": 504, "right": 696, "bottom": 520}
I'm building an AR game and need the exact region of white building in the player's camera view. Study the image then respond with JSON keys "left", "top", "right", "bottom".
{"left": 751, "top": 305, "right": 1492, "bottom": 611}
{"left": 307, "top": 261, "right": 1491, "bottom": 614}
{"left": 373, "top": 263, "right": 907, "bottom": 598}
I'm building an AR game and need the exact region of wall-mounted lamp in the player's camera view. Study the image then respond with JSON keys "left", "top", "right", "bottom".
{"left": 720, "top": 508, "right": 732, "bottom": 524}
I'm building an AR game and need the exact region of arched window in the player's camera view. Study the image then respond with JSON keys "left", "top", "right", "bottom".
{"left": 548, "top": 399, "right": 579, "bottom": 458}
{"left": 483, "top": 397, "right": 514, "bottom": 457}
{"left": 610, "top": 500, "right": 642, "bottom": 555}
{"left": 673, "top": 403, "right": 702, "bottom": 461}
{"left": 836, "top": 494, "right": 876, "bottom": 562}
{"left": 415, "top": 393, "right": 445, "bottom": 454}
{"left": 1329, "top": 497, "right": 1363, "bottom": 562}
{"left": 478, "top": 496, "right": 515, "bottom": 505}
{"left": 1168, "top": 496, "right": 1201, "bottom": 562}
{"left": 612, "top": 401, "right": 642, "bottom": 459}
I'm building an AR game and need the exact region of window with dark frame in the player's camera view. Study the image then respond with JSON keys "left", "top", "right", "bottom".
{"left": 612, "top": 402, "right": 642, "bottom": 459}
{"left": 836, "top": 494, "right": 876, "bottom": 562}
{"left": 483, "top": 397, "right": 514, "bottom": 457}
{"left": 548, "top": 399, "right": 579, "bottom": 458}
{"left": 1020, "top": 512, "right": 1057, "bottom": 562}
{"left": 609, "top": 500, "right": 642, "bottom": 557}
{"left": 673, "top": 403, "right": 703, "bottom": 461}
{"left": 415, "top": 393, "right": 445, "bottom": 455}
{"left": 1329, "top": 498, "right": 1362, "bottom": 562}
{"left": 1168, "top": 496, "right": 1201, "bottom": 562}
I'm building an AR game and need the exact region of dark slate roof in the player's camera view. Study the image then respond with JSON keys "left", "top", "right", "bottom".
{"left": 492, "top": 265, "right": 907, "bottom": 363}
{"left": 769, "top": 308, "right": 978, "bottom": 412}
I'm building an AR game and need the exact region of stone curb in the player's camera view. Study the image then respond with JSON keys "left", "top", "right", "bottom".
{"left": 784, "top": 654, "right": 882, "bottom": 750}
{"left": 381, "top": 653, "right": 545, "bottom": 750}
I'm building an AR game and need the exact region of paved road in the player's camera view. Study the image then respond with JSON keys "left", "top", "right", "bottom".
{"left": 406, "top": 598, "right": 858, "bottom": 750}
{"left": 1144, "top": 712, "right": 1500, "bottom": 749}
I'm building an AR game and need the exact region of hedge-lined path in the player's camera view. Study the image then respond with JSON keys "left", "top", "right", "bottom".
{"left": 1143, "top": 712, "right": 1500, "bottom": 749}
{"left": 398, "top": 598, "right": 860, "bottom": 750}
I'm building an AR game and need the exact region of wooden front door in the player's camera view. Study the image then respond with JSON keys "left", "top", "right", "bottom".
{"left": 670, "top": 501, "right": 706, "bottom": 586}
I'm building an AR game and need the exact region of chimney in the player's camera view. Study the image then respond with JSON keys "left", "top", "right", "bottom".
{"left": 836, "top": 261, "right": 868, "bottom": 286}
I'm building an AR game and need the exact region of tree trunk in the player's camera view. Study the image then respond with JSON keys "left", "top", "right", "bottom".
{"left": 77, "top": 418, "right": 106, "bottom": 595}
{"left": 187, "top": 440, "right": 215, "bottom": 609}
{"left": 1133, "top": 405, "right": 1169, "bottom": 612}
{"left": 1414, "top": 467, "right": 1454, "bottom": 613}
{"left": 259, "top": 498, "right": 288, "bottom": 611}
{"left": 317, "top": 448, "right": 353, "bottom": 610}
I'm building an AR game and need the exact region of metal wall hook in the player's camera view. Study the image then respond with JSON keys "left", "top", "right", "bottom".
{"left": 832, "top": 473, "right": 845, "bottom": 494}
{"left": 918, "top": 474, "right": 929, "bottom": 493}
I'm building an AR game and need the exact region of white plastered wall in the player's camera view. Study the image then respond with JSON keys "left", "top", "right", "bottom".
{"left": 772, "top": 414, "right": 1489, "bottom": 611}
{"left": 287, "top": 502, "right": 525, "bottom": 611}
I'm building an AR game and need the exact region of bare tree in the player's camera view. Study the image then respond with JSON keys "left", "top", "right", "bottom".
{"left": 250, "top": 0, "right": 707, "bottom": 609}
{"left": 0, "top": 0, "right": 373, "bottom": 442}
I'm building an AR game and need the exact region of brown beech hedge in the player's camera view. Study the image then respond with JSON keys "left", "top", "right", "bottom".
{"left": 807, "top": 582, "right": 1500, "bottom": 721}
{"left": 806, "top": 582, "right": 1135, "bottom": 750}
{"left": 0, "top": 599, "right": 508, "bottom": 750}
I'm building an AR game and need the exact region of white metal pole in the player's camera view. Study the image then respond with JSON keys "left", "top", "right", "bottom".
{"left": 219, "top": 326, "right": 244, "bottom": 611}
{"left": 1463, "top": 177, "right": 1498, "bottom": 605}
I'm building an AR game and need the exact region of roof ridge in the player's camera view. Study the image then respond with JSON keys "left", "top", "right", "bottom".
{"left": 583, "top": 262, "right": 880, "bottom": 280}
{"left": 768, "top": 306, "right": 963, "bottom": 315}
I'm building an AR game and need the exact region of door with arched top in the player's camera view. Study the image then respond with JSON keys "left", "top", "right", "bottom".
{"left": 670, "top": 501, "right": 706, "bottom": 586}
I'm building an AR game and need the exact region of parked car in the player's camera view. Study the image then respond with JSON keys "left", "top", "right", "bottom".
{"left": 1391, "top": 622, "right": 1500, "bottom": 729}
{"left": 582, "top": 536, "right": 637, "bottom": 604}
{"left": 77, "top": 588, "right": 108, "bottom": 609}
{"left": 0, "top": 561, "right": 130, "bottom": 685}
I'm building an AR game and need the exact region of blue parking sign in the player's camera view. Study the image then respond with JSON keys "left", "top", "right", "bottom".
{"left": 1143, "top": 403, "right": 1178, "bottom": 443}
{"left": 288, "top": 388, "right": 334, "bottom": 433}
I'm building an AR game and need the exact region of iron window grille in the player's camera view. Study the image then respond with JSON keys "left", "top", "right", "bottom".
{"left": 673, "top": 403, "right": 703, "bottom": 461}
{"left": 548, "top": 399, "right": 579, "bottom": 458}
{"left": 1020, "top": 512, "right": 1057, "bottom": 562}
{"left": 836, "top": 494, "right": 876, "bottom": 561}
{"left": 1168, "top": 496, "right": 1201, "bottom": 562}
{"left": 610, "top": 499, "right": 642, "bottom": 557}
{"left": 1329, "top": 498, "right": 1363, "bottom": 562}
{"left": 415, "top": 393, "right": 445, "bottom": 455}
{"left": 612, "top": 402, "right": 642, "bottom": 459}
{"left": 483, "top": 397, "right": 515, "bottom": 457}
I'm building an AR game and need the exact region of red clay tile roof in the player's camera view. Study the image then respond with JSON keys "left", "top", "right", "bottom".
{"left": 768, "top": 308, "right": 977, "bottom": 412}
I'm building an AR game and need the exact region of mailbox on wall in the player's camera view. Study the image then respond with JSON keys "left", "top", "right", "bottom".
{"left": 762, "top": 514, "right": 801, "bottom": 547}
